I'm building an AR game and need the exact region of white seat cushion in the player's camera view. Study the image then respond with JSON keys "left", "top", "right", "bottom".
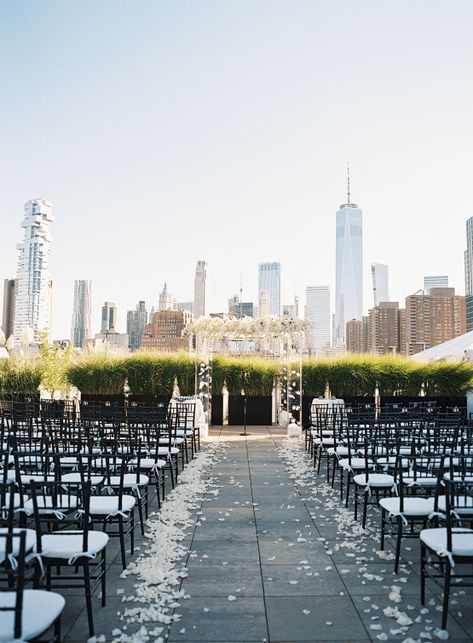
{"left": 0, "top": 589, "right": 65, "bottom": 641}
{"left": 3, "top": 493, "right": 23, "bottom": 510}
{"left": 90, "top": 494, "right": 135, "bottom": 515}
{"left": 176, "top": 430, "right": 194, "bottom": 437}
{"left": 20, "top": 474, "right": 57, "bottom": 484}
{"left": 437, "top": 495, "right": 473, "bottom": 515}
{"left": 61, "top": 472, "right": 104, "bottom": 485}
{"left": 109, "top": 473, "right": 149, "bottom": 488}
{"left": 132, "top": 458, "right": 166, "bottom": 470}
{"left": 0, "top": 527, "right": 36, "bottom": 562}
{"left": 23, "top": 495, "right": 78, "bottom": 515}
{"left": 157, "top": 447, "right": 179, "bottom": 455}
{"left": 403, "top": 475, "right": 438, "bottom": 488}
{"left": 354, "top": 473, "right": 395, "bottom": 487}
{"left": 37, "top": 530, "right": 109, "bottom": 559}
{"left": 420, "top": 527, "right": 473, "bottom": 558}
{"left": 380, "top": 496, "right": 435, "bottom": 516}
{"left": 339, "top": 458, "right": 367, "bottom": 470}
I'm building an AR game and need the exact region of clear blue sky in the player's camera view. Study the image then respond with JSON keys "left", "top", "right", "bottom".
{"left": 1, "top": 0, "right": 472, "bottom": 339}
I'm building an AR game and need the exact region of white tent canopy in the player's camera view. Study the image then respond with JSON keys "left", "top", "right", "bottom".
{"left": 410, "top": 330, "right": 473, "bottom": 363}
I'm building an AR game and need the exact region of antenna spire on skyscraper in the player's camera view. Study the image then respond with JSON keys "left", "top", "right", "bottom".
{"left": 347, "top": 162, "right": 351, "bottom": 205}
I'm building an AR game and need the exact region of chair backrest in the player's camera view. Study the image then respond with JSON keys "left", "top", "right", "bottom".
{"left": 443, "top": 478, "right": 473, "bottom": 554}
{"left": 0, "top": 530, "right": 26, "bottom": 639}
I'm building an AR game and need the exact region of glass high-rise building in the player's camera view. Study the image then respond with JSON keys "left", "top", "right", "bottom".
{"left": 305, "top": 286, "right": 331, "bottom": 354}
{"left": 127, "top": 300, "right": 148, "bottom": 350}
{"left": 371, "top": 263, "right": 389, "bottom": 307}
{"left": 71, "top": 280, "right": 92, "bottom": 348}
{"left": 101, "top": 301, "right": 117, "bottom": 334}
{"left": 13, "top": 199, "right": 54, "bottom": 345}
{"left": 258, "top": 262, "right": 281, "bottom": 317}
{"left": 464, "top": 217, "right": 473, "bottom": 331}
{"left": 424, "top": 275, "right": 448, "bottom": 294}
{"left": 335, "top": 172, "right": 363, "bottom": 344}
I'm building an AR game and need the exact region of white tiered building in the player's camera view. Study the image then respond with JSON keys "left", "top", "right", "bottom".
{"left": 13, "top": 199, "right": 54, "bottom": 346}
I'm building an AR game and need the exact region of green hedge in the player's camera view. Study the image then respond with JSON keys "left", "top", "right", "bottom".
{"left": 212, "top": 355, "right": 279, "bottom": 396}
{"left": 2, "top": 351, "right": 471, "bottom": 400}
{"left": 302, "top": 355, "right": 473, "bottom": 398}
{"left": 0, "top": 358, "right": 43, "bottom": 396}
{"left": 66, "top": 351, "right": 196, "bottom": 397}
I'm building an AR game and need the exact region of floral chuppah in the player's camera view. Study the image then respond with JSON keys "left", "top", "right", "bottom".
{"left": 185, "top": 316, "right": 307, "bottom": 426}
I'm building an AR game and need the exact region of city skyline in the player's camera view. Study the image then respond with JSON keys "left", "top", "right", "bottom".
{"left": 1, "top": 2, "right": 472, "bottom": 339}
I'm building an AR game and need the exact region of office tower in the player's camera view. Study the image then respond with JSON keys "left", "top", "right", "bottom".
{"left": 101, "top": 302, "right": 117, "bottom": 334}
{"left": 13, "top": 199, "right": 54, "bottom": 345}
{"left": 346, "top": 317, "right": 368, "bottom": 353}
{"left": 305, "top": 286, "right": 331, "bottom": 354}
{"left": 92, "top": 330, "right": 129, "bottom": 352}
{"left": 228, "top": 295, "right": 254, "bottom": 318}
{"left": 465, "top": 217, "right": 473, "bottom": 331}
{"left": 405, "top": 288, "right": 466, "bottom": 355}
{"left": 71, "top": 280, "right": 92, "bottom": 348}
{"left": 141, "top": 310, "right": 191, "bottom": 351}
{"left": 127, "top": 300, "right": 148, "bottom": 350}
{"left": 258, "top": 262, "right": 281, "bottom": 317}
{"left": 193, "top": 260, "right": 207, "bottom": 318}
{"left": 371, "top": 263, "right": 389, "bottom": 306}
{"left": 176, "top": 301, "right": 194, "bottom": 314}
{"left": 335, "top": 167, "right": 363, "bottom": 344}
{"left": 2, "top": 279, "right": 16, "bottom": 340}
{"left": 367, "top": 301, "right": 401, "bottom": 354}
{"left": 158, "top": 283, "right": 173, "bottom": 311}
{"left": 424, "top": 275, "right": 448, "bottom": 294}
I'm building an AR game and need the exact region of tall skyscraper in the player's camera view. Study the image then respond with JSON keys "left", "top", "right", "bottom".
{"left": 465, "top": 216, "right": 473, "bottom": 331}
{"left": 71, "top": 280, "right": 92, "bottom": 348}
{"left": 193, "top": 260, "right": 207, "bottom": 318}
{"left": 424, "top": 275, "right": 448, "bottom": 294}
{"left": 258, "top": 262, "right": 281, "bottom": 317}
{"left": 371, "top": 263, "right": 389, "bottom": 306}
{"left": 305, "top": 286, "right": 331, "bottom": 354}
{"left": 335, "top": 168, "right": 363, "bottom": 344}
{"left": 101, "top": 301, "right": 117, "bottom": 334}
{"left": 127, "top": 300, "right": 148, "bottom": 350}
{"left": 2, "top": 279, "right": 16, "bottom": 340}
{"left": 158, "top": 283, "right": 173, "bottom": 311}
{"left": 13, "top": 199, "right": 54, "bottom": 345}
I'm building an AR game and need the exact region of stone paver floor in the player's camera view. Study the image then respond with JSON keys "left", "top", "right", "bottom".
{"left": 59, "top": 426, "right": 473, "bottom": 642}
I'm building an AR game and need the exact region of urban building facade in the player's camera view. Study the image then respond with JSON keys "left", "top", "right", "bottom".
{"left": 140, "top": 310, "right": 191, "bottom": 351}
{"left": 176, "top": 301, "right": 193, "bottom": 314}
{"left": 158, "top": 283, "right": 173, "bottom": 311}
{"left": 424, "top": 275, "right": 448, "bottom": 294}
{"left": 193, "top": 260, "right": 207, "bottom": 318}
{"left": 228, "top": 295, "right": 255, "bottom": 318}
{"left": 367, "top": 301, "right": 401, "bottom": 354}
{"left": 258, "top": 262, "right": 281, "bottom": 317}
{"left": 2, "top": 279, "right": 16, "bottom": 340}
{"left": 465, "top": 216, "right": 473, "bottom": 331}
{"left": 90, "top": 330, "right": 129, "bottom": 351}
{"left": 126, "top": 300, "right": 148, "bottom": 350}
{"left": 305, "top": 286, "right": 331, "bottom": 355}
{"left": 71, "top": 279, "right": 92, "bottom": 348}
{"left": 101, "top": 302, "right": 117, "bottom": 334}
{"left": 346, "top": 317, "right": 368, "bottom": 353}
{"left": 371, "top": 263, "right": 389, "bottom": 306}
{"left": 335, "top": 174, "right": 363, "bottom": 344}
{"left": 13, "top": 199, "right": 54, "bottom": 345}
{"left": 405, "top": 287, "right": 466, "bottom": 355}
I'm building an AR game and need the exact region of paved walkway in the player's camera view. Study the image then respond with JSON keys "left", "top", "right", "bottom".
{"left": 62, "top": 426, "right": 473, "bottom": 642}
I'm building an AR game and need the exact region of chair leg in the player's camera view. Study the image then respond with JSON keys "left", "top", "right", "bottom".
{"left": 442, "top": 561, "right": 452, "bottom": 630}
{"left": 380, "top": 509, "right": 386, "bottom": 550}
{"left": 83, "top": 560, "right": 95, "bottom": 637}
{"left": 101, "top": 549, "right": 107, "bottom": 607}
{"left": 54, "top": 615, "right": 61, "bottom": 642}
{"left": 394, "top": 519, "right": 403, "bottom": 574}
{"left": 118, "top": 516, "right": 126, "bottom": 569}
{"left": 361, "top": 490, "right": 368, "bottom": 529}
{"left": 420, "top": 543, "right": 426, "bottom": 605}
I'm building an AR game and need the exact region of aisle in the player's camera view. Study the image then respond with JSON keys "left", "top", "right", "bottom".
{"left": 166, "top": 426, "right": 370, "bottom": 643}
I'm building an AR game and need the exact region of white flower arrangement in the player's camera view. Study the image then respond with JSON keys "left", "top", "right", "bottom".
{"left": 184, "top": 315, "right": 307, "bottom": 342}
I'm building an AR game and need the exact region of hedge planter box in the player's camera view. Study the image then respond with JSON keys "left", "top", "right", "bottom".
{"left": 228, "top": 395, "right": 272, "bottom": 426}
{"left": 211, "top": 395, "right": 223, "bottom": 426}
